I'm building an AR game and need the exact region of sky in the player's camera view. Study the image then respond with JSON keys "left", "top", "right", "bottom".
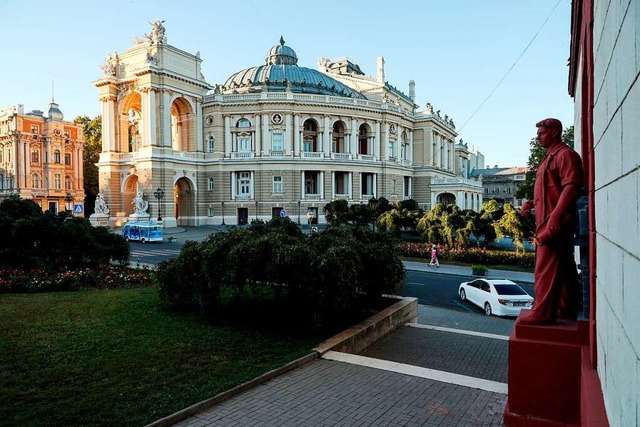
{"left": 0, "top": 0, "right": 573, "bottom": 168}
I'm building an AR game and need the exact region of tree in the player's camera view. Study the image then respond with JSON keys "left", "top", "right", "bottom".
{"left": 516, "top": 125, "right": 574, "bottom": 201}
{"left": 74, "top": 115, "right": 102, "bottom": 216}
{"left": 417, "top": 203, "right": 467, "bottom": 248}
{"left": 493, "top": 203, "right": 526, "bottom": 253}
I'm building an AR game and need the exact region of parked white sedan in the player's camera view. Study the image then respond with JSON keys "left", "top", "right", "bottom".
{"left": 459, "top": 278, "right": 534, "bottom": 316}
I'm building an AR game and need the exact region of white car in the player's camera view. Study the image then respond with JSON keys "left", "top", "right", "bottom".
{"left": 458, "top": 278, "right": 534, "bottom": 317}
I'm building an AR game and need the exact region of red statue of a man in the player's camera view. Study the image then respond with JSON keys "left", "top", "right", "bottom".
{"left": 518, "top": 118, "right": 583, "bottom": 325}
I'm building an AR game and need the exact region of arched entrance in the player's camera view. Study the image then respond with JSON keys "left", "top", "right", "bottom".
{"left": 174, "top": 177, "right": 195, "bottom": 226}
{"left": 437, "top": 192, "right": 456, "bottom": 205}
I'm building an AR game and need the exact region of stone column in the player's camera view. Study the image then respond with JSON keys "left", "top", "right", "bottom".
{"left": 101, "top": 96, "right": 117, "bottom": 151}
{"left": 231, "top": 171, "right": 236, "bottom": 200}
{"left": 250, "top": 171, "right": 255, "bottom": 199}
{"left": 374, "top": 122, "right": 381, "bottom": 159}
{"left": 255, "top": 113, "right": 261, "bottom": 155}
{"left": 262, "top": 115, "right": 269, "bottom": 155}
{"left": 331, "top": 171, "right": 335, "bottom": 198}
{"left": 351, "top": 118, "right": 358, "bottom": 155}
{"left": 293, "top": 114, "right": 300, "bottom": 156}
{"left": 224, "top": 116, "right": 231, "bottom": 157}
{"left": 142, "top": 88, "right": 156, "bottom": 147}
{"left": 162, "top": 90, "right": 172, "bottom": 148}
{"left": 383, "top": 123, "right": 389, "bottom": 160}
{"left": 195, "top": 99, "right": 203, "bottom": 152}
{"left": 285, "top": 113, "right": 292, "bottom": 155}
{"left": 323, "top": 116, "right": 330, "bottom": 156}
{"left": 408, "top": 131, "right": 414, "bottom": 163}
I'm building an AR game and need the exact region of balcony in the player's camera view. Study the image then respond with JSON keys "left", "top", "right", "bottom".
{"left": 304, "top": 194, "right": 321, "bottom": 201}
{"left": 358, "top": 154, "right": 376, "bottom": 162}
{"left": 331, "top": 153, "right": 351, "bottom": 160}
{"left": 231, "top": 152, "right": 254, "bottom": 159}
{"left": 269, "top": 150, "right": 285, "bottom": 158}
{"left": 235, "top": 194, "right": 252, "bottom": 201}
{"left": 301, "top": 152, "right": 324, "bottom": 159}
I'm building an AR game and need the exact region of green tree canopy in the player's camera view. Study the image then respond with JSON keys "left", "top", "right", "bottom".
{"left": 74, "top": 115, "right": 102, "bottom": 216}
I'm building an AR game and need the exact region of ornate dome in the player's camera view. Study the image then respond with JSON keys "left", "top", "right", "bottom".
{"left": 222, "top": 38, "right": 366, "bottom": 99}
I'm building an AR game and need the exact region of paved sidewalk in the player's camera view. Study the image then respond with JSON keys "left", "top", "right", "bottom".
{"left": 403, "top": 261, "right": 534, "bottom": 284}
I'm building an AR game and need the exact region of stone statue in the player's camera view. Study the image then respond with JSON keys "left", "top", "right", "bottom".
{"left": 132, "top": 190, "right": 149, "bottom": 214}
{"left": 518, "top": 118, "right": 583, "bottom": 325}
{"left": 94, "top": 193, "right": 109, "bottom": 214}
{"left": 100, "top": 54, "right": 116, "bottom": 77}
{"left": 145, "top": 19, "right": 167, "bottom": 45}
{"left": 425, "top": 103, "right": 433, "bottom": 114}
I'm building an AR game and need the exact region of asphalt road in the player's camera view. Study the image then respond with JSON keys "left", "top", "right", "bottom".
{"left": 401, "top": 270, "right": 535, "bottom": 315}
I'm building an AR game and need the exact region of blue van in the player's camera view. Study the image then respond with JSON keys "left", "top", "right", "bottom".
{"left": 122, "top": 221, "right": 163, "bottom": 243}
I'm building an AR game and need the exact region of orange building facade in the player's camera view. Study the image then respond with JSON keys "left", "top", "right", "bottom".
{"left": 0, "top": 103, "right": 84, "bottom": 214}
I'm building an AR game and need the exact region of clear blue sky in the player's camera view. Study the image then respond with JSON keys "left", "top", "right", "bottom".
{"left": 0, "top": 0, "right": 572, "bottom": 167}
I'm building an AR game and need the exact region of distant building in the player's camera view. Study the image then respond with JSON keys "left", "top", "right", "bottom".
{"left": 0, "top": 103, "right": 84, "bottom": 214}
{"left": 469, "top": 166, "right": 529, "bottom": 207}
{"left": 93, "top": 23, "right": 483, "bottom": 227}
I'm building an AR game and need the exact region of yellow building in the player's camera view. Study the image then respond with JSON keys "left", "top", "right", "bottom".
{"left": 95, "top": 22, "right": 482, "bottom": 227}
{"left": 0, "top": 102, "right": 84, "bottom": 214}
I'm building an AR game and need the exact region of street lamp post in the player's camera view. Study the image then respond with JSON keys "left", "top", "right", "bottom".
{"left": 153, "top": 188, "right": 164, "bottom": 222}
{"left": 221, "top": 201, "right": 225, "bottom": 225}
{"left": 64, "top": 193, "right": 73, "bottom": 213}
{"left": 297, "top": 200, "right": 301, "bottom": 224}
{"left": 255, "top": 200, "right": 258, "bottom": 221}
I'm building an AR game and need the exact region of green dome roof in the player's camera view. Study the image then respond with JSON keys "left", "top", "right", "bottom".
{"left": 222, "top": 38, "right": 366, "bottom": 99}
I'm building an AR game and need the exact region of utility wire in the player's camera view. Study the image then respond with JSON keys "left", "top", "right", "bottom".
{"left": 457, "top": 0, "right": 564, "bottom": 133}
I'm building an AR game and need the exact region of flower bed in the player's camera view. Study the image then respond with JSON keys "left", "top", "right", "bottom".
{"left": 0, "top": 265, "right": 153, "bottom": 293}
{"left": 396, "top": 243, "right": 535, "bottom": 269}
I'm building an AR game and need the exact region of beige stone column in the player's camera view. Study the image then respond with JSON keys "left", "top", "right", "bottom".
{"left": 161, "top": 90, "right": 172, "bottom": 148}
{"left": 254, "top": 113, "right": 261, "bottom": 155}
{"left": 224, "top": 116, "right": 231, "bottom": 157}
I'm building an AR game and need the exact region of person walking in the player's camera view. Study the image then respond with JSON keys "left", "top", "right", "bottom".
{"left": 429, "top": 244, "right": 439, "bottom": 267}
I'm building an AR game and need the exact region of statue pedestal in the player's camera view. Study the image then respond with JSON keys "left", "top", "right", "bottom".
{"left": 504, "top": 309, "right": 589, "bottom": 427}
{"left": 89, "top": 213, "right": 110, "bottom": 227}
{"left": 128, "top": 213, "right": 151, "bottom": 222}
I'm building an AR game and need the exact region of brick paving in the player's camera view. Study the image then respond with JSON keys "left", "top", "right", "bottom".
{"left": 361, "top": 326, "right": 509, "bottom": 383}
{"left": 418, "top": 305, "right": 516, "bottom": 337}
{"left": 172, "top": 360, "right": 506, "bottom": 427}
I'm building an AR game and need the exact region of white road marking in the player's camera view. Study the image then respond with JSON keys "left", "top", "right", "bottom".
{"left": 406, "top": 323, "right": 510, "bottom": 341}
{"left": 407, "top": 282, "right": 425, "bottom": 286}
{"left": 322, "top": 351, "right": 508, "bottom": 394}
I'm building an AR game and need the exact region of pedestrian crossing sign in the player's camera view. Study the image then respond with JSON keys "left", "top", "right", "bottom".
{"left": 73, "top": 204, "right": 84, "bottom": 214}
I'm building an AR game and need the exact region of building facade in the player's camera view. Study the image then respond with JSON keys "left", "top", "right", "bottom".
{"left": 470, "top": 166, "right": 528, "bottom": 207}
{"left": 0, "top": 103, "right": 84, "bottom": 214}
{"left": 95, "top": 22, "right": 482, "bottom": 227}
{"left": 569, "top": 0, "right": 639, "bottom": 425}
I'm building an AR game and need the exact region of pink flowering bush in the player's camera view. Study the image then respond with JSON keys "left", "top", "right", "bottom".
{"left": 0, "top": 265, "right": 153, "bottom": 293}
{"left": 395, "top": 242, "right": 535, "bottom": 268}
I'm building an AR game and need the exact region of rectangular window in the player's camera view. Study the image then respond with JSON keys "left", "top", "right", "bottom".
{"left": 273, "top": 176, "right": 283, "bottom": 194}
{"left": 271, "top": 133, "right": 283, "bottom": 152}
{"left": 65, "top": 153, "right": 71, "bottom": 165}
{"left": 208, "top": 137, "right": 215, "bottom": 153}
{"left": 208, "top": 178, "right": 215, "bottom": 191}
{"left": 208, "top": 208, "right": 214, "bottom": 217}
{"left": 30, "top": 125, "right": 39, "bottom": 133}
{"left": 63, "top": 130, "right": 70, "bottom": 138}
{"left": 484, "top": 188, "right": 489, "bottom": 194}
{"left": 303, "top": 138, "right": 312, "bottom": 152}
{"left": 54, "top": 174, "right": 61, "bottom": 190}
{"left": 238, "top": 137, "right": 251, "bottom": 152}
{"left": 238, "top": 172, "right": 251, "bottom": 197}
{"left": 404, "top": 177, "right": 411, "bottom": 197}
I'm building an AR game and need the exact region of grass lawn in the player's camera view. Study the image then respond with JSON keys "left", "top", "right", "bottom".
{"left": 0, "top": 286, "right": 318, "bottom": 427}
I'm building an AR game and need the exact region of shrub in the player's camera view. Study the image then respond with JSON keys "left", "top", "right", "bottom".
{"left": 156, "top": 220, "right": 405, "bottom": 330}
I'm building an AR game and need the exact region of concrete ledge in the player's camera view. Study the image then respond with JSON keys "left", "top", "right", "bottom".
{"left": 145, "top": 352, "right": 318, "bottom": 427}
{"left": 314, "top": 295, "right": 418, "bottom": 355}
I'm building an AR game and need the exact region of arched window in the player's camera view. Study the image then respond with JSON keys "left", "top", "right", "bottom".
{"left": 358, "top": 124, "right": 371, "bottom": 156}
{"left": 54, "top": 150, "right": 61, "bottom": 163}
{"left": 332, "top": 122, "right": 346, "bottom": 153}
{"left": 207, "top": 135, "right": 215, "bottom": 153}
{"left": 31, "top": 173, "right": 41, "bottom": 189}
{"left": 303, "top": 119, "right": 318, "bottom": 152}
{"left": 236, "top": 118, "right": 251, "bottom": 128}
